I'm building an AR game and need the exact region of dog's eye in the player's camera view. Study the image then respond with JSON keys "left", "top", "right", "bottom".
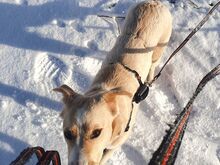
{"left": 64, "top": 129, "right": 76, "bottom": 140}
{"left": 90, "top": 129, "right": 102, "bottom": 139}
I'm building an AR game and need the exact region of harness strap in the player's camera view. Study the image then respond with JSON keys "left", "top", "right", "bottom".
{"left": 124, "top": 103, "right": 134, "bottom": 132}
{"left": 116, "top": 62, "right": 150, "bottom": 103}
{"left": 110, "top": 62, "right": 150, "bottom": 131}
{"left": 110, "top": 62, "right": 143, "bottom": 85}
{"left": 111, "top": 62, "right": 143, "bottom": 132}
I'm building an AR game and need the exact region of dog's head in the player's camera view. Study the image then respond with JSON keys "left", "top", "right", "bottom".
{"left": 54, "top": 85, "right": 132, "bottom": 165}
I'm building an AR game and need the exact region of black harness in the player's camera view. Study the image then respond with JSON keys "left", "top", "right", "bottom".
{"left": 117, "top": 62, "right": 150, "bottom": 104}
{"left": 112, "top": 62, "right": 150, "bottom": 132}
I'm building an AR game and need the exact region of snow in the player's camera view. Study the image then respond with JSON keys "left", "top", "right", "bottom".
{"left": 0, "top": 0, "right": 219, "bottom": 164}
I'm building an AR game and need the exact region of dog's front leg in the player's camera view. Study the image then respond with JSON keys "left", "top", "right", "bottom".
{"left": 147, "top": 57, "right": 161, "bottom": 83}
{"left": 147, "top": 42, "right": 168, "bottom": 83}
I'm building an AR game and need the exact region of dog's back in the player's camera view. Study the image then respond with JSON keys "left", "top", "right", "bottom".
{"left": 122, "top": 0, "right": 172, "bottom": 47}
{"left": 100, "top": 0, "right": 172, "bottom": 87}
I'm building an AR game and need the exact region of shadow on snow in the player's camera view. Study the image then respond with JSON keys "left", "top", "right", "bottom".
{"left": 0, "top": 82, "right": 62, "bottom": 111}
{"left": 0, "top": 0, "right": 105, "bottom": 56}
{"left": 0, "top": 132, "right": 29, "bottom": 165}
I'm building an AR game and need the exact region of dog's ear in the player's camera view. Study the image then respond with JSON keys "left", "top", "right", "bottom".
{"left": 103, "top": 89, "right": 132, "bottom": 116}
{"left": 53, "top": 84, "right": 80, "bottom": 104}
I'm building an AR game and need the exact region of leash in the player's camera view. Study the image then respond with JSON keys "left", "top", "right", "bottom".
{"left": 149, "top": 1, "right": 220, "bottom": 86}
{"left": 149, "top": 63, "right": 220, "bottom": 165}
{"left": 10, "top": 146, "right": 61, "bottom": 165}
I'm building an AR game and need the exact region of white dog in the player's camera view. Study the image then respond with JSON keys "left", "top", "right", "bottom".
{"left": 54, "top": 1, "right": 172, "bottom": 164}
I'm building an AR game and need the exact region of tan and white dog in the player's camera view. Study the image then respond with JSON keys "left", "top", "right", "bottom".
{"left": 54, "top": 1, "right": 172, "bottom": 165}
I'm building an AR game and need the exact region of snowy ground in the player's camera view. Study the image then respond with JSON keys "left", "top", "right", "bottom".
{"left": 0, "top": 0, "right": 220, "bottom": 164}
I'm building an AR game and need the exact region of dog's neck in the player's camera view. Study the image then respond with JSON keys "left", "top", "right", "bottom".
{"left": 87, "top": 63, "right": 140, "bottom": 97}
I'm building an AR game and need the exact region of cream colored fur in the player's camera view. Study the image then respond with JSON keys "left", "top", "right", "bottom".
{"left": 54, "top": 1, "right": 172, "bottom": 165}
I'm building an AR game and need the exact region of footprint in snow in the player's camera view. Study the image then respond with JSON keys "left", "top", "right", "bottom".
{"left": 71, "top": 57, "right": 102, "bottom": 92}
{"left": 34, "top": 53, "right": 69, "bottom": 90}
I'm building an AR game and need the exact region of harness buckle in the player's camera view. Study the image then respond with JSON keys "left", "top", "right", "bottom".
{"left": 133, "top": 83, "right": 149, "bottom": 103}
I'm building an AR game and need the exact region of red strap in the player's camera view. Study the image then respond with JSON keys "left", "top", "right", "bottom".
{"left": 10, "top": 146, "right": 45, "bottom": 165}
{"left": 37, "top": 151, "right": 61, "bottom": 165}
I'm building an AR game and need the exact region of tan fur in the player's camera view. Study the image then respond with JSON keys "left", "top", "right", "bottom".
{"left": 54, "top": 1, "right": 172, "bottom": 164}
